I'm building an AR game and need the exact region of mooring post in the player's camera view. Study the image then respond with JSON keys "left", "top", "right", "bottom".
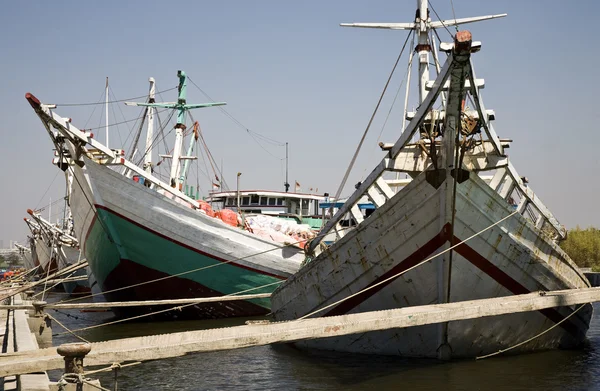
{"left": 57, "top": 343, "right": 92, "bottom": 377}
{"left": 24, "top": 290, "right": 35, "bottom": 300}
{"left": 52, "top": 343, "right": 104, "bottom": 391}
{"left": 27, "top": 300, "right": 53, "bottom": 348}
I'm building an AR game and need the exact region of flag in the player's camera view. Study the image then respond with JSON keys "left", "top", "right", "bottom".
{"left": 212, "top": 182, "right": 220, "bottom": 190}
{"left": 295, "top": 181, "right": 301, "bottom": 192}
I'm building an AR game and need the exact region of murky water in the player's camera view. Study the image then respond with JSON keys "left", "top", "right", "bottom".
{"left": 47, "top": 295, "right": 600, "bottom": 390}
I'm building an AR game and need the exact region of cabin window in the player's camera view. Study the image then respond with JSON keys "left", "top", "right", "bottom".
{"left": 226, "top": 197, "right": 234, "bottom": 206}
{"left": 251, "top": 195, "right": 259, "bottom": 204}
{"left": 260, "top": 197, "right": 268, "bottom": 206}
{"left": 301, "top": 199, "right": 310, "bottom": 215}
{"left": 268, "top": 198, "right": 276, "bottom": 206}
{"left": 277, "top": 198, "right": 284, "bottom": 206}
{"left": 242, "top": 196, "right": 250, "bottom": 206}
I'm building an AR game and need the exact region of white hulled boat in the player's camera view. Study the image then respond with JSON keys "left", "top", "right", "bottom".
{"left": 26, "top": 72, "right": 306, "bottom": 319}
{"left": 271, "top": 1, "right": 592, "bottom": 359}
{"left": 26, "top": 209, "right": 91, "bottom": 296}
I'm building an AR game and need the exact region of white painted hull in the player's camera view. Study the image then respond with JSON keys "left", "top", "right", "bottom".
{"left": 67, "top": 156, "right": 305, "bottom": 315}
{"left": 272, "top": 172, "right": 593, "bottom": 358}
{"left": 20, "top": 251, "right": 35, "bottom": 270}
{"left": 33, "top": 237, "right": 55, "bottom": 275}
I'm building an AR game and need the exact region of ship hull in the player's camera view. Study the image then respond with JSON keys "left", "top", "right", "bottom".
{"left": 272, "top": 172, "right": 593, "bottom": 358}
{"left": 33, "top": 237, "right": 57, "bottom": 276}
{"left": 69, "top": 157, "right": 304, "bottom": 319}
{"left": 59, "top": 246, "right": 91, "bottom": 297}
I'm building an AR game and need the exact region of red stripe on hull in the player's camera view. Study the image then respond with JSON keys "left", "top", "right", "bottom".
{"left": 453, "top": 237, "right": 580, "bottom": 337}
{"left": 322, "top": 223, "right": 580, "bottom": 337}
{"left": 323, "top": 224, "right": 451, "bottom": 317}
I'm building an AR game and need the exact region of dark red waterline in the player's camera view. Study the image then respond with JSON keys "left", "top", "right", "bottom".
{"left": 103, "top": 259, "right": 269, "bottom": 319}
{"left": 323, "top": 224, "right": 580, "bottom": 337}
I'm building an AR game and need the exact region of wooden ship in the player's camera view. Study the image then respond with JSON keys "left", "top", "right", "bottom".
{"left": 271, "top": 0, "right": 592, "bottom": 359}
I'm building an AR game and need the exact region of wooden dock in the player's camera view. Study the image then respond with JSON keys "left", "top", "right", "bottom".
{"left": 2, "top": 286, "right": 600, "bottom": 378}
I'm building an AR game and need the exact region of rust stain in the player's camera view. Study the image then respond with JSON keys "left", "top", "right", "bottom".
{"left": 325, "top": 325, "right": 342, "bottom": 333}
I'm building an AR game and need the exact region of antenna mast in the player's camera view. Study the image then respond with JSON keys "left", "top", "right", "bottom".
{"left": 105, "top": 77, "right": 109, "bottom": 149}
{"left": 284, "top": 142, "right": 289, "bottom": 192}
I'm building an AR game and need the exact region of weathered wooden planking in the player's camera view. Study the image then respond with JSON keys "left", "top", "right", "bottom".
{"left": 1, "top": 287, "right": 599, "bottom": 377}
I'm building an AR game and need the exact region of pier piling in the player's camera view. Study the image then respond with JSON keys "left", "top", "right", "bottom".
{"left": 28, "top": 301, "right": 52, "bottom": 349}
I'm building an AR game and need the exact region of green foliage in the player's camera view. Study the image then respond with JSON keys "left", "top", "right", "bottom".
{"left": 560, "top": 226, "right": 600, "bottom": 268}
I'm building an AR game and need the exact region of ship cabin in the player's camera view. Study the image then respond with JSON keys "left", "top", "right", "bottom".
{"left": 207, "top": 190, "right": 332, "bottom": 229}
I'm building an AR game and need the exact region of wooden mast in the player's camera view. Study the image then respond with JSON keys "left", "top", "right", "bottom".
{"left": 125, "top": 70, "right": 226, "bottom": 189}
{"left": 143, "top": 77, "right": 156, "bottom": 175}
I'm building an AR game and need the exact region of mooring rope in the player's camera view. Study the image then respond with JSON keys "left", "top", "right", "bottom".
{"left": 53, "top": 279, "right": 285, "bottom": 337}
{"left": 59, "top": 225, "right": 354, "bottom": 305}
{"left": 0, "top": 261, "right": 89, "bottom": 302}
{"left": 299, "top": 210, "right": 519, "bottom": 320}
{"left": 83, "top": 361, "right": 141, "bottom": 376}
{"left": 476, "top": 303, "right": 587, "bottom": 360}
{"left": 34, "top": 269, "right": 80, "bottom": 300}
{"left": 47, "top": 312, "right": 90, "bottom": 343}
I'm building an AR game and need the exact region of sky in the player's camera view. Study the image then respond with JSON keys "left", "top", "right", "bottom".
{"left": 1, "top": 0, "right": 599, "bottom": 246}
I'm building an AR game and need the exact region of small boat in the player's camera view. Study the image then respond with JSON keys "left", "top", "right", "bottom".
{"left": 25, "top": 209, "right": 91, "bottom": 296}
{"left": 26, "top": 71, "right": 306, "bottom": 319}
{"left": 24, "top": 217, "right": 57, "bottom": 276}
{"left": 271, "top": 1, "right": 592, "bottom": 359}
{"left": 13, "top": 243, "right": 35, "bottom": 271}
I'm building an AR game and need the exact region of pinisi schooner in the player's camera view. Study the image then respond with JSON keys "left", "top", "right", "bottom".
{"left": 271, "top": 0, "right": 592, "bottom": 359}
{"left": 26, "top": 71, "right": 306, "bottom": 319}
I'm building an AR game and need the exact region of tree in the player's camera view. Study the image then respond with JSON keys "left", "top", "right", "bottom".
{"left": 5, "top": 253, "right": 21, "bottom": 267}
{"left": 560, "top": 227, "right": 600, "bottom": 269}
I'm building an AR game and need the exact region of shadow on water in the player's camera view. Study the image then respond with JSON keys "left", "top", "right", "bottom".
{"left": 45, "top": 294, "right": 600, "bottom": 390}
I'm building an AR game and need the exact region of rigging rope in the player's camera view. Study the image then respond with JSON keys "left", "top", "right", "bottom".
{"left": 330, "top": 31, "right": 412, "bottom": 211}
{"left": 429, "top": 1, "right": 455, "bottom": 38}
{"left": 55, "top": 87, "right": 177, "bottom": 106}
{"left": 361, "top": 30, "right": 415, "bottom": 181}
{"left": 33, "top": 171, "right": 61, "bottom": 211}
{"left": 187, "top": 76, "right": 286, "bottom": 158}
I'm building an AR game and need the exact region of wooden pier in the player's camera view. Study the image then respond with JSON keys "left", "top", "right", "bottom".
{"left": 2, "top": 286, "right": 600, "bottom": 380}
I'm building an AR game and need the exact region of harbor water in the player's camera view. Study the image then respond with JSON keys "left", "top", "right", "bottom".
{"left": 47, "top": 294, "right": 600, "bottom": 390}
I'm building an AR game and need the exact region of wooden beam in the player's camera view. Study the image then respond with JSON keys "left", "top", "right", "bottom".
{"left": 0, "top": 293, "right": 272, "bottom": 311}
{"left": 1, "top": 287, "right": 597, "bottom": 377}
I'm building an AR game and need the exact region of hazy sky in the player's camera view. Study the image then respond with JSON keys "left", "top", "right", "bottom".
{"left": 1, "top": 0, "right": 599, "bottom": 246}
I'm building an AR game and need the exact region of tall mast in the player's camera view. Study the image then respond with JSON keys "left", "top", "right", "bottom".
{"left": 341, "top": 2, "right": 506, "bottom": 107}
{"left": 179, "top": 121, "right": 199, "bottom": 192}
{"left": 105, "top": 77, "right": 109, "bottom": 149}
{"left": 143, "top": 77, "right": 156, "bottom": 174}
{"left": 284, "top": 142, "right": 289, "bottom": 192}
{"left": 170, "top": 71, "right": 187, "bottom": 188}
{"left": 126, "top": 70, "right": 226, "bottom": 190}
{"left": 416, "top": 0, "right": 430, "bottom": 103}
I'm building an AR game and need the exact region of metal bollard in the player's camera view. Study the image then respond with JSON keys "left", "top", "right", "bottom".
{"left": 32, "top": 300, "right": 47, "bottom": 317}
{"left": 57, "top": 343, "right": 92, "bottom": 378}
{"left": 28, "top": 300, "right": 53, "bottom": 348}
{"left": 49, "top": 343, "right": 103, "bottom": 391}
